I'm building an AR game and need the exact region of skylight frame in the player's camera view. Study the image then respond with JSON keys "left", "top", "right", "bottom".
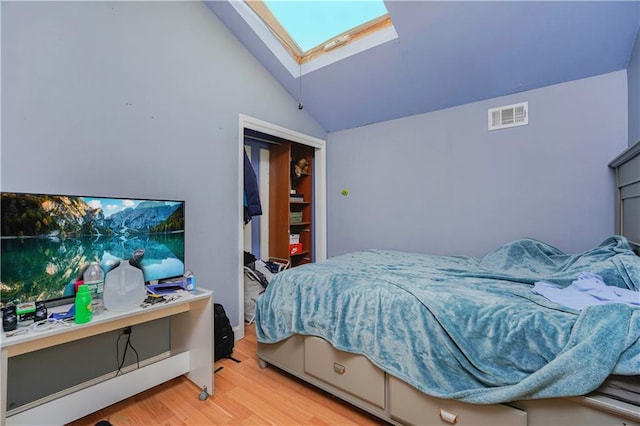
{"left": 245, "top": 0, "right": 393, "bottom": 65}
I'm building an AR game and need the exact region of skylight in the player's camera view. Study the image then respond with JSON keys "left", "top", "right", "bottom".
{"left": 241, "top": 0, "right": 397, "bottom": 72}
{"left": 264, "top": 1, "right": 389, "bottom": 52}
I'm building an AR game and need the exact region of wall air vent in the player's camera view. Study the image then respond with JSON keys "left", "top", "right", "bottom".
{"left": 488, "top": 102, "right": 528, "bottom": 131}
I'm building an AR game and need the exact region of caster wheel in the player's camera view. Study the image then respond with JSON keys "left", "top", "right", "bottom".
{"left": 198, "top": 386, "right": 209, "bottom": 401}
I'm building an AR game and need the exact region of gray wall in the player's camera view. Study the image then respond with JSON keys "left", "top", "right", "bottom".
{"left": 628, "top": 28, "right": 640, "bottom": 147}
{"left": 1, "top": 1, "right": 326, "bottom": 327}
{"left": 326, "top": 71, "right": 628, "bottom": 258}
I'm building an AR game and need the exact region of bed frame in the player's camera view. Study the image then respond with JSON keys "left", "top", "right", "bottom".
{"left": 610, "top": 140, "right": 640, "bottom": 254}
{"left": 256, "top": 335, "right": 639, "bottom": 426}
{"left": 257, "top": 143, "right": 640, "bottom": 426}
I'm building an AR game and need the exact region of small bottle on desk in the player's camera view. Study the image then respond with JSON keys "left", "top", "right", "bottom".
{"left": 74, "top": 284, "right": 93, "bottom": 324}
{"left": 83, "top": 262, "right": 104, "bottom": 315}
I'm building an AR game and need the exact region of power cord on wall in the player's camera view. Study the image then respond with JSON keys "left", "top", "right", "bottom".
{"left": 116, "top": 326, "right": 140, "bottom": 376}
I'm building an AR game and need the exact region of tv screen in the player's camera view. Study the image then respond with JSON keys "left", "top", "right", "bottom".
{"left": 1, "top": 192, "right": 185, "bottom": 306}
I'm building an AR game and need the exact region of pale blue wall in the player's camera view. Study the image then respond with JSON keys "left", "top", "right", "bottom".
{"left": 326, "top": 72, "right": 628, "bottom": 258}
{"left": 0, "top": 1, "right": 326, "bottom": 327}
{"left": 628, "top": 29, "right": 640, "bottom": 147}
{"left": 1, "top": 1, "right": 635, "bottom": 320}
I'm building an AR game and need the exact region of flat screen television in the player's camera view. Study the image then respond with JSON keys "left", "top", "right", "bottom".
{"left": 1, "top": 192, "right": 185, "bottom": 307}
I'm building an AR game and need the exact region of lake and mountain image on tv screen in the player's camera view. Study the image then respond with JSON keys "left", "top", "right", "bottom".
{"left": 1, "top": 193, "right": 185, "bottom": 305}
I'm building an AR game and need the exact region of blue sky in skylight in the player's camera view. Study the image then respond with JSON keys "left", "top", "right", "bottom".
{"left": 264, "top": 1, "right": 388, "bottom": 52}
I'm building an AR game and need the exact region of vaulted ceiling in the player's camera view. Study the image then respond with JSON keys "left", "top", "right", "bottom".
{"left": 206, "top": 1, "right": 640, "bottom": 133}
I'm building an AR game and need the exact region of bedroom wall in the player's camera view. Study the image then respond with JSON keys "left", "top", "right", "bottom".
{"left": 0, "top": 1, "right": 326, "bottom": 328}
{"left": 326, "top": 71, "right": 628, "bottom": 258}
{"left": 628, "top": 28, "right": 640, "bottom": 147}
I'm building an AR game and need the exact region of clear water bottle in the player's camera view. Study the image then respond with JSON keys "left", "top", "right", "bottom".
{"left": 83, "top": 262, "right": 104, "bottom": 315}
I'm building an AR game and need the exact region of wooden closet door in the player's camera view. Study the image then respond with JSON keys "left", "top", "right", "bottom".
{"left": 268, "top": 141, "right": 291, "bottom": 260}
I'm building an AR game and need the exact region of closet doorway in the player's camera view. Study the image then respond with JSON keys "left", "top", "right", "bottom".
{"left": 237, "top": 114, "right": 326, "bottom": 338}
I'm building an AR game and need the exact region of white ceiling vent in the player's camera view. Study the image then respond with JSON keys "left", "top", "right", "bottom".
{"left": 488, "top": 102, "right": 528, "bottom": 131}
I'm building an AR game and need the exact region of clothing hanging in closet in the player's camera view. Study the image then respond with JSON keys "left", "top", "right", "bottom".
{"left": 244, "top": 148, "right": 262, "bottom": 224}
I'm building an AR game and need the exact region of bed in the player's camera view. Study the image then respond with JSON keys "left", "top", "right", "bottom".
{"left": 254, "top": 145, "right": 640, "bottom": 426}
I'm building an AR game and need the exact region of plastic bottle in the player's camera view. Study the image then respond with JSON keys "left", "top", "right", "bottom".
{"left": 185, "top": 272, "right": 196, "bottom": 292}
{"left": 103, "top": 260, "right": 146, "bottom": 312}
{"left": 83, "top": 262, "right": 105, "bottom": 315}
{"left": 74, "top": 284, "right": 93, "bottom": 324}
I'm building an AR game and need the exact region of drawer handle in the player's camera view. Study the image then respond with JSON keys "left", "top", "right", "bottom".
{"left": 333, "top": 362, "right": 346, "bottom": 374}
{"left": 439, "top": 408, "right": 458, "bottom": 424}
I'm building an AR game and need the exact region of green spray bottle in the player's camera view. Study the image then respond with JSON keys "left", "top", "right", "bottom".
{"left": 74, "top": 284, "right": 93, "bottom": 324}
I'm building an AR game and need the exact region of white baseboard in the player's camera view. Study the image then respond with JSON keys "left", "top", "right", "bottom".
{"left": 233, "top": 324, "right": 244, "bottom": 340}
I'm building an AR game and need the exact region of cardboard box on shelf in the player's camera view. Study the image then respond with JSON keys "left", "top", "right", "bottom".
{"left": 290, "top": 211, "right": 303, "bottom": 223}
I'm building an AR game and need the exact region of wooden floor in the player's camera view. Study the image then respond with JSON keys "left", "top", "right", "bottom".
{"left": 67, "top": 325, "right": 385, "bottom": 426}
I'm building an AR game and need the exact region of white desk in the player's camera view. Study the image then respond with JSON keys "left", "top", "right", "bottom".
{"left": 0, "top": 289, "right": 213, "bottom": 426}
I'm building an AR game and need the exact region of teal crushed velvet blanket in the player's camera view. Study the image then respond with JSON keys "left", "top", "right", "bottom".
{"left": 255, "top": 236, "right": 640, "bottom": 404}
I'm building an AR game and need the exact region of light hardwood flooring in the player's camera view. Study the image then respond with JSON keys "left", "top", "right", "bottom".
{"left": 67, "top": 325, "right": 385, "bottom": 426}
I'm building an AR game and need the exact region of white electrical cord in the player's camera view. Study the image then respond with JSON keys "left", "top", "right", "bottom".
{"left": 4, "top": 318, "right": 72, "bottom": 337}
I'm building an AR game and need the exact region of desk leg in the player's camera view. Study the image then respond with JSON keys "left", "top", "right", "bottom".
{"left": 1, "top": 348, "right": 7, "bottom": 426}
{"left": 171, "top": 295, "right": 213, "bottom": 396}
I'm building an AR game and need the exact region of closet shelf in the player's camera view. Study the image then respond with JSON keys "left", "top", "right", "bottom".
{"left": 270, "top": 142, "right": 315, "bottom": 268}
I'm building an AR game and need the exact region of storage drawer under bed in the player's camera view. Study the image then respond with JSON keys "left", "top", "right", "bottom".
{"left": 303, "top": 336, "right": 386, "bottom": 409}
{"left": 389, "top": 376, "right": 527, "bottom": 426}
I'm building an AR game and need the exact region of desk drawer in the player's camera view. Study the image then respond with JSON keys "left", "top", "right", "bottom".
{"left": 389, "top": 376, "right": 527, "bottom": 426}
{"left": 304, "top": 337, "right": 385, "bottom": 409}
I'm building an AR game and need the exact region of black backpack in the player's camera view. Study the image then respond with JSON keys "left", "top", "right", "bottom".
{"left": 214, "top": 303, "right": 235, "bottom": 361}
